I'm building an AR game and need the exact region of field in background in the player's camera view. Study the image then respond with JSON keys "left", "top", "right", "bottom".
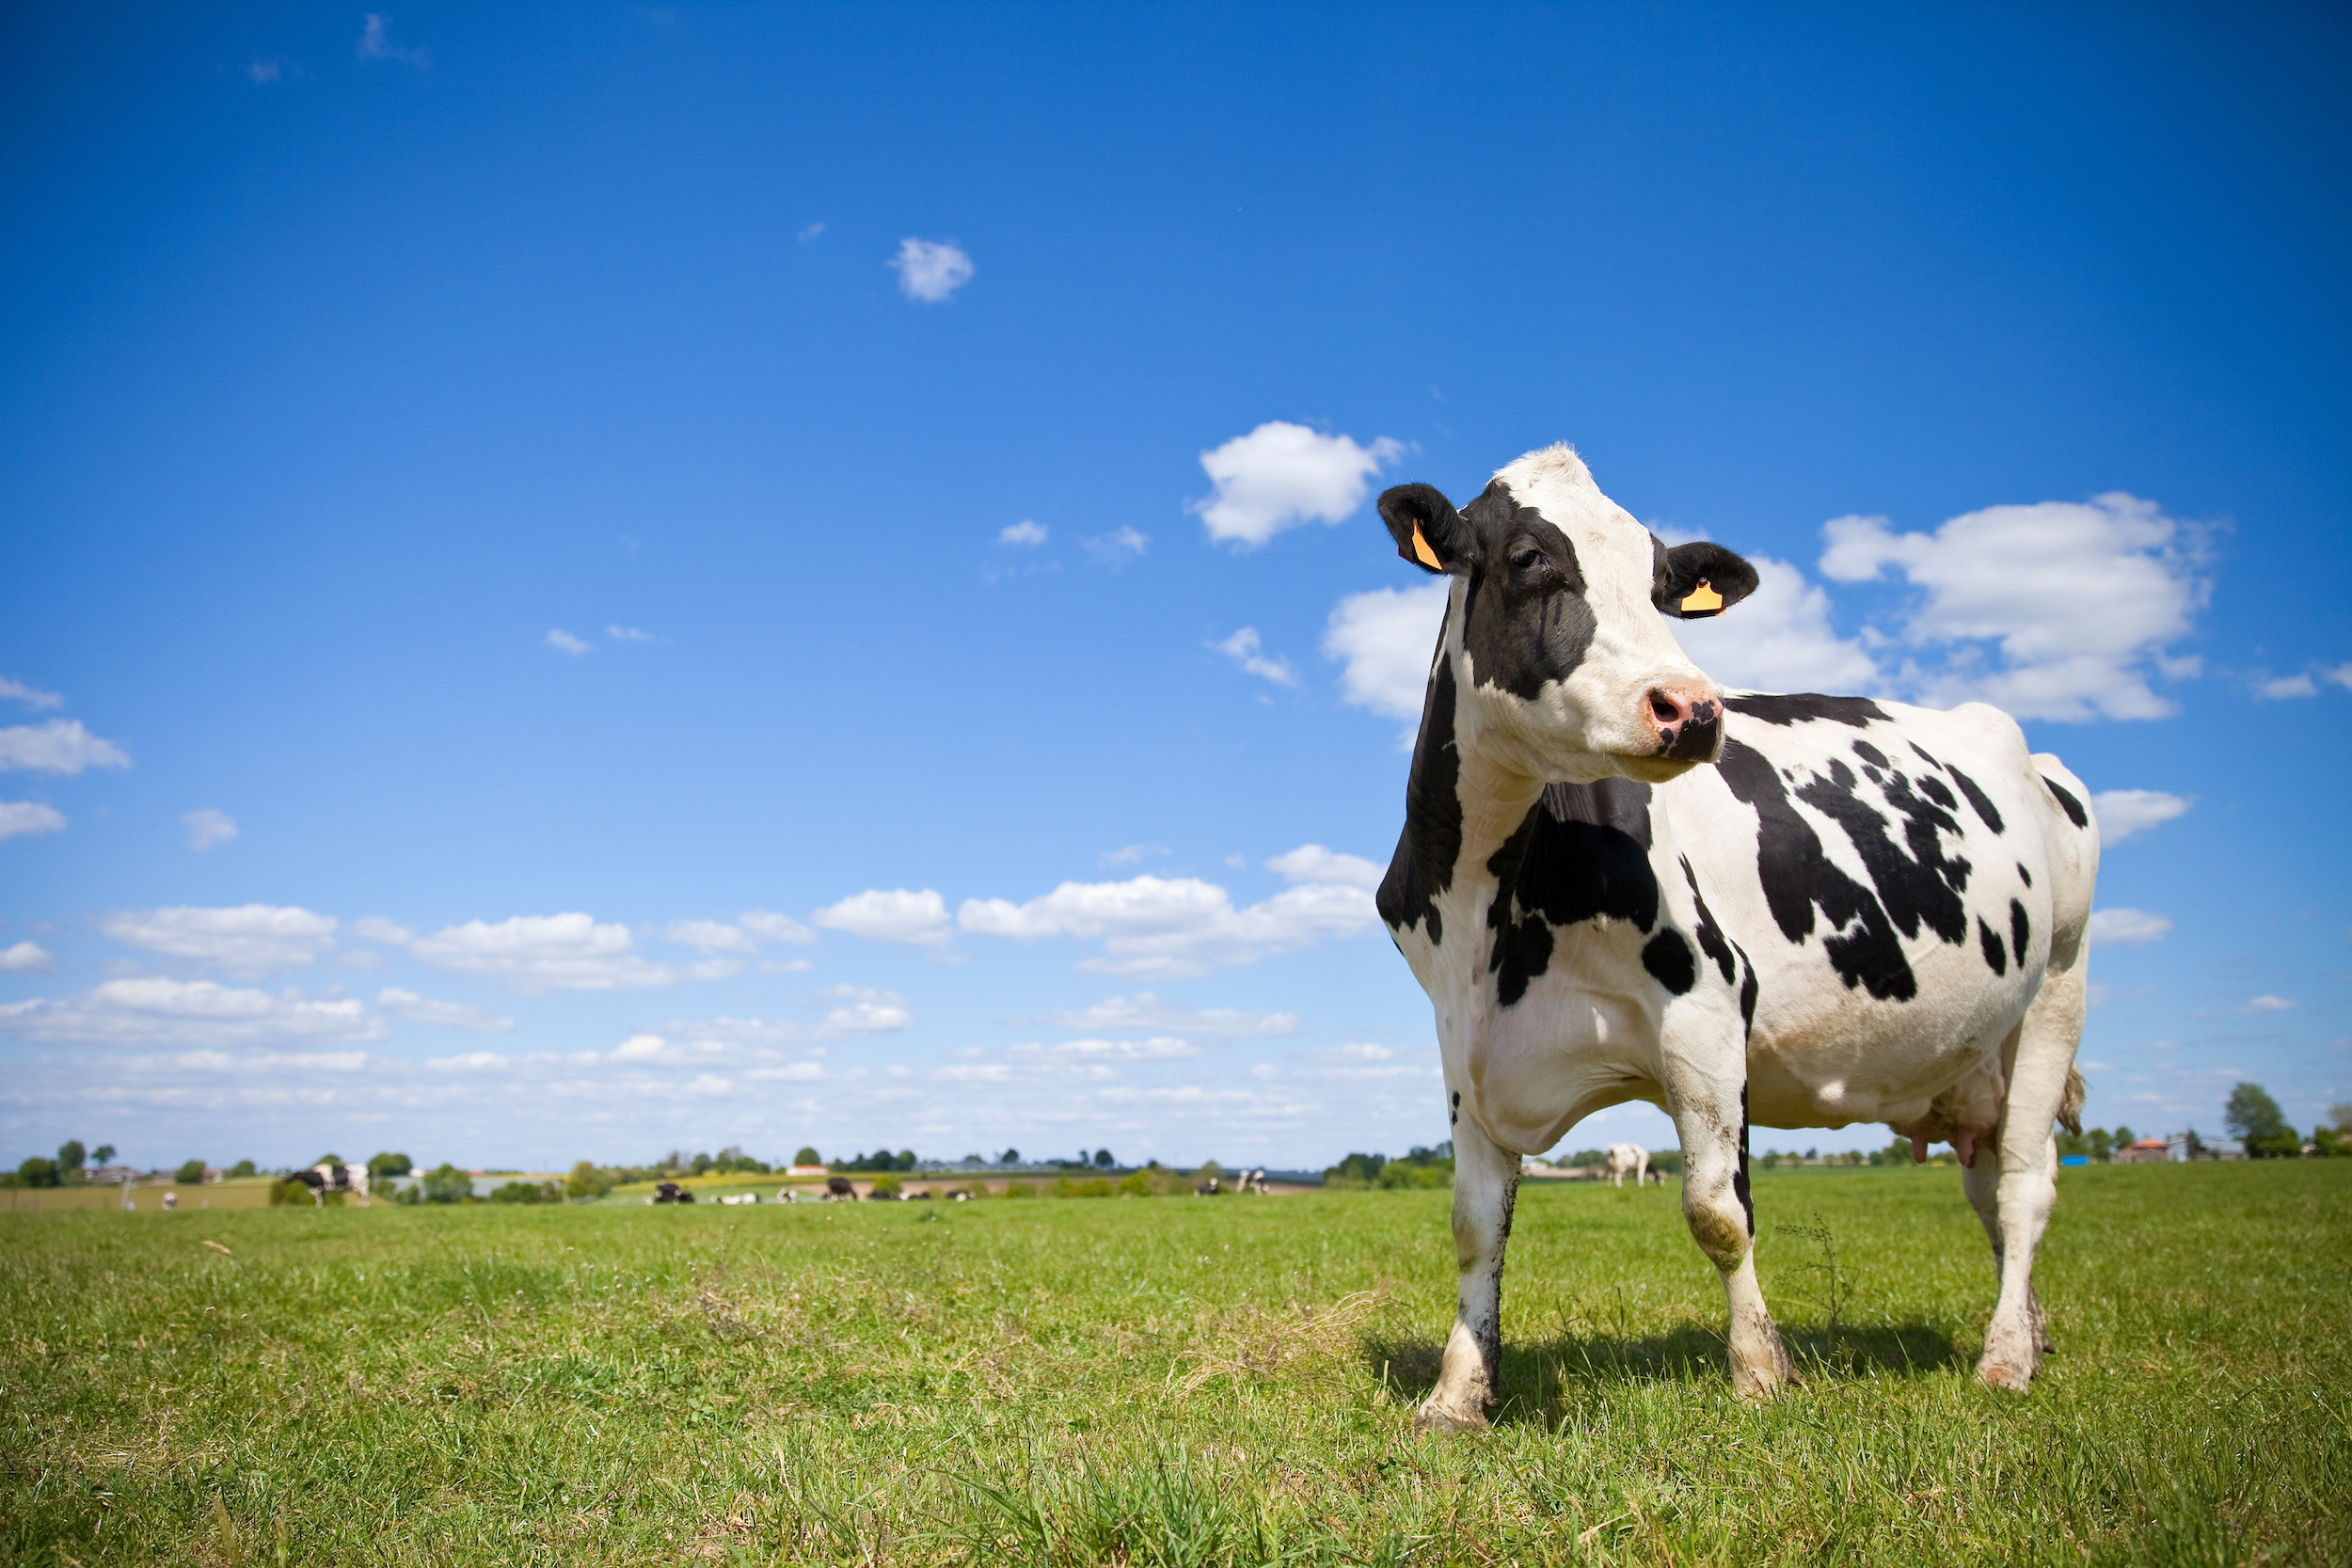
{"left": 1, "top": 1177, "right": 277, "bottom": 1214}
{"left": 4, "top": 1162, "right": 2345, "bottom": 1565}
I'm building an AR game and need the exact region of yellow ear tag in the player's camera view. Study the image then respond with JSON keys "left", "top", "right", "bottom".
{"left": 1680, "top": 579, "right": 1723, "bottom": 614}
{"left": 1409, "top": 523, "right": 1443, "bottom": 570}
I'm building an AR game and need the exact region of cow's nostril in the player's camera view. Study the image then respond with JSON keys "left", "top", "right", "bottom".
{"left": 1649, "top": 690, "right": 1680, "bottom": 723}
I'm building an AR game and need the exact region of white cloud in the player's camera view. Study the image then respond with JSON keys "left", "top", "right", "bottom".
{"left": 352, "top": 916, "right": 412, "bottom": 944}
{"left": 1191, "top": 422, "right": 1403, "bottom": 549}
{"left": 1210, "top": 627, "right": 1299, "bottom": 688}
{"left": 2323, "top": 663, "right": 2352, "bottom": 692}
{"left": 607, "top": 625, "right": 654, "bottom": 642}
{"left": 664, "top": 918, "right": 755, "bottom": 955}
{"left": 101, "top": 905, "right": 338, "bottom": 975}
{"left": 2256, "top": 673, "right": 2317, "bottom": 700}
{"left": 957, "top": 847, "right": 1381, "bottom": 977}
{"left": 0, "top": 801, "right": 66, "bottom": 841}
{"left": 653, "top": 989, "right": 913, "bottom": 1048}
{"left": 1082, "top": 527, "right": 1149, "bottom": 568}
{"left": 545, "top": 629, "right": 592, "bottom": 656}
{"left": 0, "top": 978, "right": 386, "bottom": 1047}
{"left": 2240, "top": 994, "right": 2296, "bottom": 1014}
{"left": 1323, "top": 581, "right": 1449, "bottom": 722}
{"left": 1670, "top": 556, "right": 1883, "bottom": 694}
{"left": 1100, "top": 844, "right": 1168, "bottom": 867}
{"left": 741, "top": 909, "right": 818, "bottom": 945}
{"left": 407, "top": 912, "right": 737, "bottom": 993}
{"left": 0, "top": 941, "right": 56, "bottom": 973}
{"left": 2087, "top": 908, "right": 2172, "bottom": 947}
{"left": 246, "top": 57, "right": 284, "bottom": 84}
{"left": 356, "top": 14, "right": 428, "bottom": 66}
{"left": 0, "top": 677, "right": 63, "bottom": 710}
{"left": 183, "top": 808, "right": 239, "bottom": 851}
{"left": 1817, "top": 494, "right": 2207, "bottom": 721}
{"left": 1265, "top": 844, "right": 1384, "bottom": 890}
{"left": 376, "top": 988, "right": 514, "bottom": 1032}
{"left": 997, "top": 520, "right": 1048, "bottom": 547}
{"left": 2090, "top": 789, "right": 2191, "bottom": 847}
{"left": 812, "top": 888, "right": 953, "bottom": 946}
{"left": 1033, "top": 991, "right": 1298, "bottom": 1037}
{"left": 798, "top": 222, "right": 825, "bottom": 243}
{"left": 888, "top": 238, "right": 974, "bottom": 303}
{"left": 1049, "top": 1036, "right": 1199, "bottom": 1060}
{"left": 812, "top": 984, "right": 914, "bottom": 1036}
{"left": 0, "top": 719, "right": 130, "bottom": 774}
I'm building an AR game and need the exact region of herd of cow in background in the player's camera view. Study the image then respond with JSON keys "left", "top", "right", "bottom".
{"left": 645, "top": 1168, "right": 1278, "bottom": 1203}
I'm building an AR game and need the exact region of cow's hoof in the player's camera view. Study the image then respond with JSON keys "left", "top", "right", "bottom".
{"left": 1412, "top": 1400, "right": 1489, "bottom": 1435}
{"left": 1976, "top": 1357, "right": 2032, "bottom": 1393}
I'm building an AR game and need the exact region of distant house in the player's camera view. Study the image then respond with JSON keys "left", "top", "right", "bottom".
{"left": 2114, "top": 1138, "right": 2170, "bottom": 1164}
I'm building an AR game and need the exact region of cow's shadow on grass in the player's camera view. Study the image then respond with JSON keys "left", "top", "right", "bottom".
{"left": 1361, "top": 1322, "right": 1964, "bottom": 1426}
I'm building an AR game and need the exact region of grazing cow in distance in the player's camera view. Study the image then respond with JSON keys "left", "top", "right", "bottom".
{"left": 1195, "top": 1178, "right": 1223, "bottom": 1196}
{"left": 1606, "top": 1144, "right": 1649, "bottom": 1189}
{"left": 825, "top": 1177, "right": 857, "bottom": 1202}
{"left": 1373, "top": 446, "right": 2095, "bottom": 1427}
{"left": 653, "top": 1181, "right": 694, "bottom": 1204}
{"left": 717, "top": 1193, "right": 757, "bottom": 1205}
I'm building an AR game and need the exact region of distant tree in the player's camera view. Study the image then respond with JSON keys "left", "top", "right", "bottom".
{"left": 2329, "top": 1104, "right": 2352, "bottom": 1136}
{"left": 2313, "top": 1126, "right": 2344, "bottom": 1157}
{"left": 56, "top": 1140, "right": 86, "bottom": 1180}
{"left": 420, "top": 1164, "right": 472, "bottom": 1204}
{"left": 2225, "top": 1083, "right": 2297, "bottom": 1157}
{"left": 793, "top": 1147, "right": 821, "bottom": 1168}
{"left": 689, "top": 1151, "right": 713, "bottom": 1175}
{"left": 368, "top": 1152, "right": 413, "bottom": 1178}
{"left": 91, "top": 1144, "right": 117, "bottom": 1166}
{"left": 489, "top": 1180, "right": 559, "bottom": 1204}
{"left": 226, "top": 1159, "right": 258, "bottom": 1179}
{"left": 999, "top": 1148, "right": 1021, "bottom": 1165}
{"left": 175, "top": 1159, "right": 207, "bottom": 1185}
{"left": 895, "top": 1149, "right": 917, "bottom": 1171}
{"left": 2112, "top": 1125, "right": 2135, "bottom": 1149}
{"left": 2088, "top": 1129, "right": 2114, "bottom": 1162}
{"left": 1093, "top": 1148, "right": 1115, "bottom": 1169}
{"left": 17, "top": 1157, "right": 61, "bottom": 1188}
{"left": 565, "top": 1161, "right": 612, "bottom": 1199}
{"left": 1323, "top": 1152, "right": 1389, "bottom": 1187}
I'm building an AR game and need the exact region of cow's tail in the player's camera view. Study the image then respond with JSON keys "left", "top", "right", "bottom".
{"left": 2058, "top": 1065, "right": 2086, "bottom": 1136}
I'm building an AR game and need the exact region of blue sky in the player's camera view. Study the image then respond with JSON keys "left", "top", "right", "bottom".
{"left": 3, "top": 3, "right": 2346, "bottom": 1172}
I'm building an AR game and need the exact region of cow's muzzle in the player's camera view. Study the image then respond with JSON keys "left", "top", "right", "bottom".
{"left": 1648, "top": 688, "right": 1723, "bottom": 762}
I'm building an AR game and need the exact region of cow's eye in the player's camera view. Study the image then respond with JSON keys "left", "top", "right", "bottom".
{"left": 1509, "top": 545, "right": 1549, "bottom": 577}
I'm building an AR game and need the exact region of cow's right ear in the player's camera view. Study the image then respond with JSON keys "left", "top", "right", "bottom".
{"left": 1378, "top": 483, "right": 1477, "bottom": 575}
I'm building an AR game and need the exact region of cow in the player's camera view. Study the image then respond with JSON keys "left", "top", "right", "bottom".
{"left": 1372, "top": 446, "right": 2096, "bottom": 1430}
{"left": 825, "top": 1176, "right": 858, "bottom": 1202}
{"left": 653, "top": 1181, "right": 694, "bottom": 1204}
{"left": 1605, "top": 1144, "right": 1648, "bottom": 1189}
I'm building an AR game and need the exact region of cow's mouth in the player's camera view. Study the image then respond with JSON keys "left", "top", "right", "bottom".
{"left": 1610, "top": 753, "right": 1705, "bottom": 784}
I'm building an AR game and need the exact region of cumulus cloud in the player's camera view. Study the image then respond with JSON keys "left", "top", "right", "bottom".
{"left": 607, "top": 625, "right": 654, "bottom": 642}
{"left": 2239, "top": 994, "right": 2296, "bottom": 1014}
{"left": 997, "top": 520, "right": 1048, "bottom": 547}
{"left": 2090, "top": 789, "right": 2191, "bottom": 847}
{"left": 1264, "top": 844, "right": 1383, "bottom": 890}
{"left": 1033, "top": 991, "right": 1298, "bottom": 1037}
{"left": 0, "top": 941, "right": 56, "bottom": 973}
{"left": 545, "top": 629, "right": 591, "bottom": 656}
{"left": 0, "top": 677, "right": 63, "bottom": 710}
{"left": 888, "top": 238, "right": 974, "bottom": 303}
{"left": 376, "top": 988, "right": 514, "bottom": 1032}
{"left": 1042, "top": 1036, "right": 1198, "bottom": 1060}
{"left": 0, "top": 801, "right": 66, "bottom": 841}
{"left": 1210, "top": 627, "right": 1299, "bottom": 688}
{"left": 654, "top": 988, "right": 914, "bottom": 1048}
{"left": 356, "top": 14, "right": 428, "bottom": 66}
{"left": 957, "top": 846, "right": 1381, "bottom": 978}
{"left": 246, "top": 57, "right": 286, "bottom": 83}
{"left": 2324, "top": 663, "right": 2352, "bottom": 692}
{"left": 0, "top": 719, "right": 130, "bottom": 774}
{"left": 2087, "top": 908, "right": 2172, "bottom": 947}
{"left": 1670, "top": 556, "right": 1883, "bottom": 694}
{"left": 1817, "top": 494, "right": 2208, "bottom": 721}
{"left": 741, "top": 909, "right": 818, "bottom": 945}
{"left": 0, "top": 978, "right": 386, "bottom": 1047}
{"left": 101, "top": 905, "right": 338, "bottom": 975}
{"left": 183, "top": 808, "right": 238, "bottom": 851}
{"left": 812, "top": 889, "right": 953, "bottom": 946}
{"left": 2256, "top": 673, "right": 2317, "bottom": 700}
{"left": 1082, "top": 527, "right": 1149, "bottom": 569}
{"left": 351, "top": 916, "right": 412, "bottom": 944}
{"left": 1323, "top": 581, "right": 1448, "bottom": 722}
{"left": 406, "top": 912, "right": 737, "bottom": 993}
{"left": 1191, "top": 422, "right": 1403, "bottom": 549}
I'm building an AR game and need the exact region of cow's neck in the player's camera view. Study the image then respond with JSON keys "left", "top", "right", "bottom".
{"left": 1390, "top": 660, "right": 1546, "bottom": 963}
{"left": 1443, "top": 746, "right": 1545, "bottom": 944}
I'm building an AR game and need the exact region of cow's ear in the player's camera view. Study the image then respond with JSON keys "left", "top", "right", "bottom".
{"left": 1655, "top": 541, "right": 1759, "bottom": 619}
{"left": 1378, "top": 483, "right": 1477, "bottom": 575}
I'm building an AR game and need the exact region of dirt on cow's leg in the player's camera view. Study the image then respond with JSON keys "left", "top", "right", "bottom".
{"left": 1976, "top": 958, "right": 2085, "bottom": 1392}
{"left": 1663, "top": 1066, "right": 1792, "bottom": 1397}
{"left": 1415, "top": 1114, "right": 1518, "bottom": 1435}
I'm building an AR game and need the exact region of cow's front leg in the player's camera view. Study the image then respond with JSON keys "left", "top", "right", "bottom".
{"left": 1415, "top": 1102, "right": 1518, "bottom": 1433}
{"left": 1666, "top": 1081, "right": 1793, "bottom": 1396}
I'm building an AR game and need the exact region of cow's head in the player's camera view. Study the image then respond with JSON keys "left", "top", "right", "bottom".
{"left": 1378, "top": 446, "right": 1756, "bottom": 784}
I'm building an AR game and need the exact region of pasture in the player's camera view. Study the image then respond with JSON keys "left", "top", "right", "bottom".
{"left": 3, "top": 1162, "right": 2344, "bottom": 1566}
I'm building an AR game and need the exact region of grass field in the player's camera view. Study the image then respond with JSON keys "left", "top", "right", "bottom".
{"left": 3, "top": 1162, "right": 2345, "bottom": 1566}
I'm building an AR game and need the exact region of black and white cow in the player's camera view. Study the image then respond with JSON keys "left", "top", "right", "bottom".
{"left": 1374, "top": 446, "right": 2096, "bottom": 1429}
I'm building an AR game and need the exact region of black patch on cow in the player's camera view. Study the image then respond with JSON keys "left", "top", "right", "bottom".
{"left": 1915, "top": 773, "right": 1958, "bottom": 812}
{"left": 1724, "top": 692, "right": 1889, "bottom": 728}
{"left": 1450, "top": 1089, "right": 1460, "bottom": 1129}
{"left": 1734, "top": 1085, "right": 1755, "bottom": 1235}
{"left": 1947, "top": 767, "right": 2005, "bottom": 834}
{"left": 1456, "top": 482, "right": 1597, "bottom": 703}
{"left": 1737, "top": 946, "right": 1759, "bottom": 1037}
{"left": 2044, "top": 775, "right": 2089, "bottom": 830}
{"left": 1978, "top": 916, "right": 2008, "bottom": 975}
{"left": 2010, "top": 898, "right": 2031, "bottom": 968}
{"left": 1717, "top": 738, "right": 1917, "bottom": 1001}
{"left": 1488, "top": 779, "right": 1661, "bottom": 1008}
{"left": 1793, "top": 756, "right": 1971, "bottom": 946}
{"left": 1378, "top": 641, "right": 1460, "bottom": 945}
{"left": 1681, "top": 859, "right": 1738, "bottom": 988}
{"left": 2016, "top": 862, "right": 2031, "bottom": 888}
{"left": 1910, "top": 742, "right": 1942, "bottom": 768}
{"left": 1854, "top": 739, "right": 1889, "bottom": 768}
{"left": 1643, "top": 929, "right": 1696, "bottom": 995}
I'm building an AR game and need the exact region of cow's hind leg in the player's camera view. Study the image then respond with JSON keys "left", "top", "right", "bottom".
{"left": 1415, "top": 1105, "right": 1518, "bottom": 1433}
{"left": 1664, "top": 1076, "right": 1793, "bottom": 1396}
{"left": 1975, "top": 959, "right": 2085, "bottom": 1392}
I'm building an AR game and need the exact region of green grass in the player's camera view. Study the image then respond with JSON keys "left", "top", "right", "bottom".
{"left": 4, "top": 1163, "right": 2346, "bottom": 1565}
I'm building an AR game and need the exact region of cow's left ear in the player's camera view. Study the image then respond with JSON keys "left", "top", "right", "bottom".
{"left": 1654, "top": 541, "right": 1759, "bottom": 619}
